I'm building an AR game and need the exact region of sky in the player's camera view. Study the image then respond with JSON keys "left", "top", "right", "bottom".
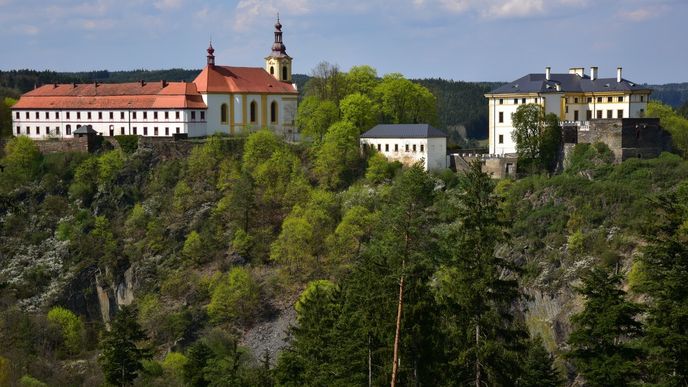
{"left": 0, "top": 0, "right": 686, "bottom": 84}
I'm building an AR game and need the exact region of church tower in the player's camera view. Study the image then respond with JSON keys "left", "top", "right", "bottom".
{"left": 265, "top": 15, "right": 292, "bottom": 82}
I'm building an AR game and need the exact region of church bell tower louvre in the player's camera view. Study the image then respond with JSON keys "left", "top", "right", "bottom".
{"left": 265, "top": 14, "right": 293, "bottom": 82}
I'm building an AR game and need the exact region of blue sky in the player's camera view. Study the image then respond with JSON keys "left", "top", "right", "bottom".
{"left": 0, "top": 0, "right": 686, "bottom": 84}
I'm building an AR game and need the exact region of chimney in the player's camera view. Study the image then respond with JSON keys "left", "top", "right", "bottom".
{"left": 545, "top": 66, "right": 551, "bottom": 80}
{"left": 590, "top": 66, "right": 598, "bottom": 81}
{"left": 73, "top": 82, "right": 77, "bottom": 88}
{"left": 617, "top": 67, "right": 622, "bottom": 82}
{"left": 140, "top": 80, "right": 146, "bottom": 87}
{"left": 569, "top": 67, "right": 585, "bottom": 77}
{"left": 161, "top": 80, "right": 168, "bottom": 88}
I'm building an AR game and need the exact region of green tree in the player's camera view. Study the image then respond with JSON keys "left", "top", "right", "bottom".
{"left": 518, "top": 336, "right": 564, "bottom": 387}
{"left": 647, "top": 100, "right": 688, "bottom": 158}
{"left": 46, "top": 306, "right": 84, "bottom": 355}
{"left": 242, "top": 129, "right": 282, "bottom": 173}
{"left": 183, "top": 341, "right": 213, "bottom": 387}
{"left": 0, "top": 97, "right": 17, "bottom": 138}
{"left": 433, "top": 161, "right": 526, "bottom": 385}
{"left": 295, "top": 96, "right": 339, "bottom": 143}
{"left": 374, "top": 73, "right": 438, "bottom": 125}
{"left": 339, "top": 93, "right": 379, "bottom": 132}
{"left": 634, "top": 184, "right": 688, "bottom": 384}
{"left": 99, "top": 305, "right": 152, "bottom": 387}
{"left": 182, "top": 231, "right": 204, "bottom": 264}
{"left": 18, "top": 375, "right": 48, "bottom": 387}
{"left": 344, "top": 65, "right": 379, "bottom": 98}
{"left": 314, "top": 121, "right": 361, "bottom": 190}
{"left": 304, "top": 61, "right": 346, "bottom": 104}
{"left": 207, "top": 267, "right": 261, "bottom": 325}
{"left": 325, "top": 205, "right": 379, "bottom": 272}
{"left": 567, "top": 268, "right": 643, "bottom": 386}
{"left": 1, "top": 136, "right": 42, "bottom": 189}
{"left": 511, "top": 103, "right": 562, "bottom": 172}
{"left": 365, "top": 151, "right": 400, "bottom": 184}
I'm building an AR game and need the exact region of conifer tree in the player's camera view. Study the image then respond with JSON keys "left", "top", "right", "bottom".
{"left": 635, "top": 189, "right": 688, "bottom": 384}
{"left": 518, "top": 336, "right": 563, "bottom": 387}
{"left": 99, "top": 305, "right": 152, "bottom": 386}
{"left": 567, "top": 267, "right": 643, "bottom": 386}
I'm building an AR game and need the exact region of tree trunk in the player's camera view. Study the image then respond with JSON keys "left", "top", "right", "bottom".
{"left": 391, "top": 265, "right": 405, "bottom": 387}
{"left": 475, "top": 323, "right": 480, "bottom": 387}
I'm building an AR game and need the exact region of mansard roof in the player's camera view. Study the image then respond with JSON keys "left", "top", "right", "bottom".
{"left": 487, "top": 73, "right": 652, "bottom": 95}
{"left": 361, "top": 124, "right": 448, "bottom": 139}
{"left": 193, "top": 65, "right": 297, "bottom": 94}
{"left": 12, "top": 81, "right": 207, "bottom": 109}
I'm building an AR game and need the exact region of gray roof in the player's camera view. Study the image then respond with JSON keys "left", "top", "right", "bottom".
{"left": 73, "top": 125, "right": 97, "bottom": 134}
{"left": 487, "top": 73, "right": 652, "bottom": 95}
{"left": 360, "top": 124, "right": 447, "bottom": 139}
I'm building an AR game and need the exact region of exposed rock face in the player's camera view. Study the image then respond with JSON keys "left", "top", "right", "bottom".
{"left": 115, "top": 266, "right": 135, "bottom": 307}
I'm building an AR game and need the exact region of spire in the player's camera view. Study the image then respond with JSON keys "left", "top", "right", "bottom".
{"left": 270, "top": 13, "right": 289, "bottom": 58}
{"left": 207, "top": 41, "right": 215, "bottom": 66}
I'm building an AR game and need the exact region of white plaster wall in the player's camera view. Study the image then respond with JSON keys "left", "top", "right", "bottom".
{"left": 360, "top": 137, "right": 447, "bottom": 171}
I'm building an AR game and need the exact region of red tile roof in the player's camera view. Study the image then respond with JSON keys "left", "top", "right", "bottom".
{"left": 193, "top": 65, "right": 297, "bottom": 94}
{"left": 12, "top": 82, "right": 207, "bottom": 110}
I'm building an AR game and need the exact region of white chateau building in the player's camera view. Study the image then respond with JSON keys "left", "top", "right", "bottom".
{"left": 360, "top": 124, "right": 448, "bottom": 171}
{"left": 11, "top": 18, "right": 298, "bottom": 139}
{"left": 485, "top": 66, "right": 652, "bottom": 155}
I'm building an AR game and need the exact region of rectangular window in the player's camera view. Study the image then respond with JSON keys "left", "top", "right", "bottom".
{"left": 618, "top": 96, "right": 624, "bottom": 102}
{"left": 36, "top": 127, "right": 40, "bottom": 135}
{"left": 522, "top": 98, "right": 526, "bottom": 104}
{"left": 607, "top": 110, "right": 613, "bottom": 118}
{"left": 176, "top": 127, "right": 180, "bottom": 134}
{"left": 176, "top": 111, "right": 180, "bottom": 119}
{"left": 587, "top": 97, "right": 592, "bottom": 103}
{"left": 77, "top": 112, "right": 81, "bottom": 119}
{"left": 534, "top": 98, "right": 538, "bottom": 103}
{"left": 143, "top": 127, "right": 148, "bottom": 136}
{"left": 640, "top": 108, "right": 645, "bottom": 116}
{"left": 154, "top": 112, "right": 158, "bottom": 119}
{"left": 565, "top": 106, "right": 569, "bottom": 113}
{"left": 514, "top": 98, "right": 518, "bottom": 104}
{"left": 586, "top": 110, "right": 592, "bottom": 120}
{"left": 87, "top": 112, "right": 92, "bottom": 119}
{"left": 25, "top": 112, "right": 29, "bottom": 119}
{"left": 15, "top": 112, "right": 19, "bottom": 119}
{"left": 394, "top": 144, "right": 398, "bottom": 152}
{"left": 385, "top": 144, "right": 389, "bottom": 152}
{"left": 165, "top": 127, "right": 169, "bottom": 136}
{"left": 377, "top": 144, "right": 381, "bottom": 151}
{"left": 109, "top": 112, "right": 114, "bottom": 120}
{"left": 405, "top": 144, "right": 409, "bottom": 152}
{"left": 16, "top": 126, "right": 20, "bottom": 134}
{"left": 574, "top": 97, "right": 579, "bottom": 103}
{"left": 46, "top": 127, "right": 50, "bottom": 135}
{"left": 45, "top": 112, "right": 49, "bottom": 119}
{"left": 121, "top": 127, "right": 125, "bottom": 135}
{"left": 121, "top": 112, "right": 125, "bottom": 119}
{"left": 498, "top": 112, "right": 504, "bottom": 123}
{"left": 617, "top": 109, "right": 623, "bottom": 118}
{"left": 165, "top": 111, "right": 169, "bottom": 119}
{"left": 26, "top": 127, "right": 29, "bottom": 135}
{"left": 133, "top": 127, "right": 137, "bottom": 135}
{"left": 55, "top": 112, "right": 60, "bottom": 119}
{"left": 499, "top": 98, "right": 503, "bottom": 105}
{"left": 420, "top": 144, "right": 424, "bottom": 152}
{"left": 498, "top": 134, "right": 504, "bottom": 144}
{"left": 200, "top": 111, "right": 205, "bottom": 120}
{"left": 98, "top": 112, "right": 103, "bottom": 120}
{"left": 574, "top": 110, "right": 579, "bottom": 121}
{"left": 413, "top": 144, "right": 417, "bottom": 152}
{"left": 607, "top": 97, "right": 613, "bottom": 103}
{"left": 133, "top": 112, "right": 137, "bottom": 119}
{"left": 154, "top": 127, "right": 159, "bottom": 136}
{"left": 597, "top": 110, "right": 603, "bottom": 119}
{"left": 56, "top": 127, "right": 60, "bottom": 135}
{"left": 143, "top": 112, "right": 148, "bottom": 119}
{"left": 191, "top": 111, "right": 196, "bottom": 120}
{"left": 66, "top": 112, "right": 70, "bottom": 119}
{"left": 640, "top": 96, "right": 645, "bottom": 102}
{"left": 36, "top": 112, "right": 39, "bottom": 119}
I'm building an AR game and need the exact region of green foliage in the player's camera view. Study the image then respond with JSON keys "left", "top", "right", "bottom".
{"left": 295, "top": 96, "right": 339, "bottom": 143}
{"left": 567, "top": 268, "right": 643, "bottom": 386}
{"left": 518, "top": 336, "right": 564, "bottom": 387}
{"left": 99, "top": 305, "right": 152, "bottom": 386}
{"left": 512, "top": 103, "right": 561, "bottom": 172}
{"left": 114, "top": 135, "right": 139, "bottom": 154}
{"left": 314, "top": 121, "right": 362, "bottom": 190}
{"left": 1, "top": 136, "right": 42, "bottom": 189}
{"left": 365, "top": 151, "right": 400, "bottom": 183}
{"left": 97, "top": 150, "right": 125, "bottom": 185}
{"left": 344, "top": 65, "right": 379, "bottom": 97}
{"left": 0, "top": 357, "right": 10, "bottom": 387}
{"left": 0, "top": 97, "right": 17, "bottom": 138}
{"left": 647, "top": 100, "right": 688, "bottom": 158}
{"left": 566, "top": 142, "right": 615, "bottom": 178}
{"left": 374, "top": 73, "right": 438, "bottom": 125}
{"left": 46, "top": 306, "right": 84, "bottom": 355}
{"left": 339, "top": 92, "right": 379, "bottom": 132}
{"left": 207, "top": 267, "right": 261, "bottom": 325}
{"left": 182, "top": 231, "right": 204, "bottom": 264}
{"left": 18, "top": 375, "right": 48, "bottom": 387}
{"left": 303, "top": 61, "right": 347, "bottom": 104}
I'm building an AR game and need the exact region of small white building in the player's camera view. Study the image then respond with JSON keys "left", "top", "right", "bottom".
{"left": 360, "top": 124, "right": 448, "bottom": 171}
{"left": 485, "top": 66, "right": 652, "bottom": 155}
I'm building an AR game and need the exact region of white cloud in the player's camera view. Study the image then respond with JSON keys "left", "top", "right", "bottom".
{"left": 482, "top": 0, "right": 545, "bottom": 19}
{"left": 12, "top": 24, "right": 39, "bottom": 35}
{"left": 154, "top": 0, "right": 183, "bottom": 11}
{"left": 232, "top": 0, "right": 313, "bottom": 32}
{"left": 411, "top": 0, "right": 589, "bottom": 19}
{"left": 618, "top": 5, "right": 667, "bottom": 22}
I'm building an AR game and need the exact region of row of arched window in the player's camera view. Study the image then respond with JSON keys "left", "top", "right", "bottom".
{"left": 220, "top": 101, "right": 279, "bottom": 125}
{"left": 269, "top": 65, "right": 289, "bottom": 80}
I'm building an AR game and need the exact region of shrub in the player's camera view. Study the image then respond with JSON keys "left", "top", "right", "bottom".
{"left": 19, "top": 375, "right": 48, "bottom": 387}
{"left": 207, "top": 267, "right": 261, "bottom": 325}
{"left": 115, "top": 135, "right": 139, "bottom": 154}
{"left": 182, "top": 231, "right": 204, "bottom": 264}
{"left": 46, "top": 306, "right": 84, "bottom": 355}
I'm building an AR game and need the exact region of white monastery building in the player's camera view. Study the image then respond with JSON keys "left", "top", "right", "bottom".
{"left": 11, "top": 17, "right": 298, "bottom": 139}
{"left": 360, "top": 124, "right": 448, "bottom": 171}
{"left": 485, "top": 66, "right": 652, "bottom": 155}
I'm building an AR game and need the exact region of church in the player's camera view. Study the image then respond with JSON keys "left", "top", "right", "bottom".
{"left": 11, "top": 18, "right": 298, "bottom": 139}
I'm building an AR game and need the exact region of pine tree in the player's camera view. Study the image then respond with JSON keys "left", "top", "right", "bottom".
{"left": 635, "top": 190, "right": 688, "bottom": 384}
{"left": 433, "top": 160, "right": 526, "bottom": 385}
{"left": 518, "top": 336, "right": 563, "bottom": 387}
{"left": 99, "top": 305, "right": 152, "bottom": 386}
{"left": 567, "top": 267, "right": 643, "bottom": 386}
